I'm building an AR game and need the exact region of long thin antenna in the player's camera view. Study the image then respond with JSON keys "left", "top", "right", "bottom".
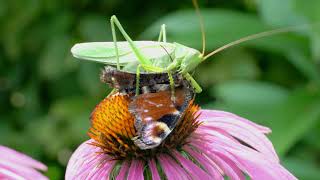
{"left": 160, "top": 44, "right": 174, "bottom": 62}
{"left": 192, "top": 0, "right": 206, "bottom": 55}
{"left": 203, "top": 25, "right": 312, "bottom": 61}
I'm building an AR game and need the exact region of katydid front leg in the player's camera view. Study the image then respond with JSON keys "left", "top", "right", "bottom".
{"left": 135, "top": 64, "right": 142, "bottom": 96}
{"left": 158, "top": 44, "right": 178, "bottom": 101}
{"left": 158, "top": 24, "right": 167, "bottom": 43}
{"left": 167, "top": 71, "right": 176, "bottom": 102}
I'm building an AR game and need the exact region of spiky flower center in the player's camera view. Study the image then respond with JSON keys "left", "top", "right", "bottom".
{"left": 88, "top": 93, "right": 200, "bottom": 160}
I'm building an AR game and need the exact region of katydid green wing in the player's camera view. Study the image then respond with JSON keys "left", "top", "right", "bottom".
{"left": 71, "top": 41, "right": 175, "bottom": 66}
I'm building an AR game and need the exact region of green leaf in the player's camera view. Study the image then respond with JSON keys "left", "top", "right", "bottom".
{"left": 310, "top": 26, "right": 320, "bottom": 61}
{"left": 283, "top": 158, "right": 320, "bottom": 180}
{"left": 212, "top": 80, "right": 289, "bottom": 108}
{"left": 77, "top": 62, "right": 107, "bottom": 97}
{"left": 257, "top": 0, "right": 305, "bottom": 27}
{"left": 2, "top": 0, "right": 41, "bottom": 59}
{"left": 195, "top": 48, "right": 260, "bottom": 87}
{"left": 285, "top": 49, "right": 320, "bottom": 84}
{"left": 257, "top": 0, "right": 320, "bottom": 62}
{"left": 269, "top": 87, "right": 320, "bottom": 155}
{"left": 38, "top": 35, "right": 75, "bottom": 80}
{"left": 78, "top": 15, "right": 111, "bottom": 41}
{"left": 45, "top": 164, "right": 63, "bottom": 180}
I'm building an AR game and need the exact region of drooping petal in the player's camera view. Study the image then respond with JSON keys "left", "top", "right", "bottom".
{"left": 127, "top": 160, "right": 144, "bottom": 180}
{"left": 199, "top": 116, "right": 279, "bottom": 162}
{"left": 187, "top": 110, "right": 297, "bottom": 180}
{"left": 225, "top": 147, "right": 297, "bottom": 180}
{"left": 148, "top": 158, "right": 161, "bottom": 180}
{"left": 116, "top": 161, "right": 130, "bottom": 180}
{"left": 0, "top": 168, "right": 25, "bottom": 180}
{"left": 183, "top": 146, "right": 223, "bottom": 180}
{"left": 0, "top": 146, "right": 47, "bottom": 171}
{"left": 199, "top": 110, "right": 271, "bottom": 133}
{"left": 0, "top": 145, "right": 47, "bottom": 180}
{"left": 172, "top": 150, "right": 212, "bottom": 179}
{"left": 65, "top": 140, "right": 116, "bottom": 180}
{"left": 158, "top": 154, "right": 191, "bottom": 180}
{"left": 189, "top": 141, "right": 245, "bottom": 180}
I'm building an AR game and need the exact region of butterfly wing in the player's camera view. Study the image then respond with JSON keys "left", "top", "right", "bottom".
{"left": 129, "top": 88, "right": 192, "bottom": 149}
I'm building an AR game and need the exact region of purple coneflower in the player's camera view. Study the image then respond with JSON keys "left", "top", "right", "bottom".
{"left": 0, "top": 145, "right": 48, "bottom": 180}
{"left": 66, "top": 93, "right": 296, "bottom": 180}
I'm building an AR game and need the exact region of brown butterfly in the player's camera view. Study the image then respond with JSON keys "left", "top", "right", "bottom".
{"left": 100, "top": 66, "right": 194, "bottom": 149}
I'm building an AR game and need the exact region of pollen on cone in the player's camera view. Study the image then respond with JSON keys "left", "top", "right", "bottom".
{"left": 89, "top": 93, "right": 137, "bottom": 159}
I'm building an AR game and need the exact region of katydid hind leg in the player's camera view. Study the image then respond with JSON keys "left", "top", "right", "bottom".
{"left": 158, "top": 25, "right": 163, "bottom": 42}
{"left": 110, "top": 15, "right": 152, "bottom": 66}
{"left": 111, "top": 18, "right": 120, "bottom": 70}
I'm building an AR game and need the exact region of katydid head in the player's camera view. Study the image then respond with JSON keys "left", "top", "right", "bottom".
{"left": 174, "top": 43, "right": 202, "bottom": 74}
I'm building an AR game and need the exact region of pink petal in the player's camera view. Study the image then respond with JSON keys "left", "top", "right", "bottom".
{"left": 190, "top": 129, "right": 297, "bottom": 180}
{"left": 65, "top": 140, "right": 116, "bottom": 180}
{"left": 116, "top": 161, "right": 130, "bottom": 180}
{"left": 190, "top": 141, "right": 245, "bottom": 180}
{"left": 172, "top": 150, "right": 212, "bottom": 179}
{"left": 0, "top": 146, "right": 47, "bottom": 171}
{"left": 226, "top": 147, "right": 297, "bottom": 180}
{"left": 148, "top": 159, "right": 161, "bottom": 180}
{"left": 158, "top": 154, "right": 191, "bottom": 180}
{"left": 199, "top": 116, "right": 279, "bottom": 162}
{"left": 0, "top": 168, "right": 25, "bottom": 180}
{"left": 0, "top": 145, "right": 47, "bottom": 180}
{"left": 0, "top": 162, "right": 47, "bottom": 180}
{"left": 199, "top": 110, "right": 271, "bottom": 134}
{"left": 127, "top": 160, "right": 144, "bottom": 180}
{"left": 183, "top": 146, "right": 223, "bottom": 180}
{"left": 90, "top": 159, "right": 116, "bottom": 179}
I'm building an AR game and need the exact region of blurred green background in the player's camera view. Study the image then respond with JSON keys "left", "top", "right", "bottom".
{"left": 1, "top": 0, "right": 320, "bottom": 179}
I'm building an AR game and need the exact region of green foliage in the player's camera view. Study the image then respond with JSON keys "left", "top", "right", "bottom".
{"left": 1, "top": 0, "right": 320, "bottom": 179}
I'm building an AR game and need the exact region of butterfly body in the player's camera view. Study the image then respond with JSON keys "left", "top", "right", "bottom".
{"left": 101, "top": 66, "right": 183, "bottom": 94}
{"left": 100, "top": 66, "right": 194, "bottom": 149}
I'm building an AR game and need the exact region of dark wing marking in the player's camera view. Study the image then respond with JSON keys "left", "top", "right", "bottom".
{"left": 129, "top": 87, "right": 194, "bottom": 149}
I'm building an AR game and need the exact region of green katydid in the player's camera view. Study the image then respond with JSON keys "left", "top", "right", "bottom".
{"left": 71, "top": 0, "right": 303, "bottom": 95}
